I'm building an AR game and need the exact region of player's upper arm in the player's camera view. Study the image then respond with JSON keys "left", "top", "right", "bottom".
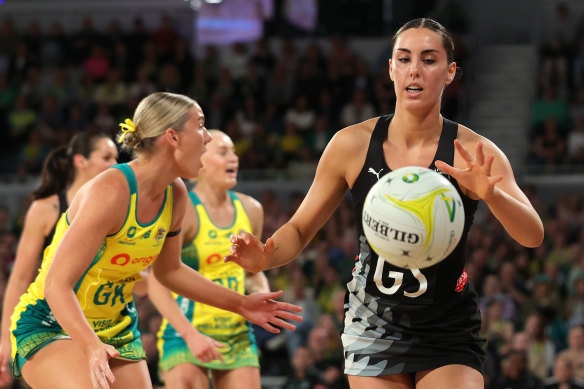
{"left": 12, "top": 199, "right": 56, "bottom": 278}
{"left": 459, "top": 126, "right": 531, "bottom": 206}
{"left": 169, "top": 178, "right": 188, "bottom": 234}
{"left": 47, "top": 170, "right": 130, "bottom": 288}
{"left": 287, "top": 123, "right": 369, "bottom": 242}
{"left": 151, "top": 178, "right": 189, "bottom": 278}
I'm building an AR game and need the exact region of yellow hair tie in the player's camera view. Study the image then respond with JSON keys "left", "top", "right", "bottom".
{"left": 118, "top": 118, "right": 136, "bottom": 143}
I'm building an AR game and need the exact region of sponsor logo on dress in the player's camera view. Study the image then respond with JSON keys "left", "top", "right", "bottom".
{"left": 155, "top": 228, "right": 166, "bottom": 241}
{"left": 368, "top": 167, "right": 383, "bottom": 181}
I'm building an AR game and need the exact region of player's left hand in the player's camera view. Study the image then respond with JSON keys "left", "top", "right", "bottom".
{"left": 435, "top": 140, "right": 502, "bottom": 201}
{"left": 239, "top": 290, "right": 303, "bottom": 333}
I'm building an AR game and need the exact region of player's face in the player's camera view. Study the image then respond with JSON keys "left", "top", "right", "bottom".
{"left": 200, "top": 132, "right": 238, "bottom": 189}
{"left": 175, "top": 104, "right": 212, "bottom": 179}
{"left": 84, "top": 137, "right": 118, "bottom": 179}
{"left": 389, "top": 28, "right": 456, "bottom": 113}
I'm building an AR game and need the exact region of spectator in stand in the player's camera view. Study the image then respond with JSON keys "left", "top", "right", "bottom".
{"left": 266, "top": 62, "right": 294, "bottom": 109}
{"left": 83, "top": 44, "right": 110, "bottom": 82}
{"left": 492, "top": 350, "right": 543, "bottom": 389}
{"left": 152, "top": 15, "right": 179, "bottom": 61}
{"left": 568, "top": 117, "right": 584, "bottom": 165}
{"left": 558, "top": 326, "right": 584, "bottom": 381}
{"left": 566, "top": 274, "right": 584, "bottom": 328}
{"left": 157, "top": 63, "right": 183, "bottom": 94}
{"left": 224, "top": 42, "right": 249, "bottom": 81}
{"left": 520, "top": 274, "right": 563, "bottom": 328}
{"left": 542, "top": 355, "right": 584, "bottom": 389}
{"left": 129, "top": 67, "right": 156, "bottom": 101}
{"left": 284, "top": 346, "right": 319, "bottom": 389}
{"left": 340, "top": 89, "right": 376, "bottom": 127}
{"left": 285, "top": 95, "right": 316, "bottom": 134}
{"left": 531, "top": 85, "right": 570, "bottom": 133}
{"left": 525, "top": 311, "right": 557, "bottom": 380}
{"left": 94, "top": 69, "right": 128, "bottom": 108}
{"left": 251, "top": 38, "right": 275, "bottom": 78}
{"left": 531, "top": 117, "right": 567, "bottom": 168}
{"left": 479, "top": 274, "right": 516, "bottom": 321}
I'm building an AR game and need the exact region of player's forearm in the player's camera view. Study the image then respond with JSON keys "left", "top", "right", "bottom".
{"left": 155, "top": 264, "right": 245, "bottom": 316}
{"left": 1, "top": 275, "right": 35, "bottom": 342}
{"left": 44, "top": 283, "right": 102, "bottom": 352}
{"left": 268, "top": 223, "right": 311, "bottom": 269}
{"left": 148, "top": 275, "right": 196, "bottom": 337}
{"left": 484, "top": 187, "right": 544, "bottom": 247}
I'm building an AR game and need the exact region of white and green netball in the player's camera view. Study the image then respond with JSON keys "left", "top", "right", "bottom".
{"left": 362, "top": 166, "right": 464, "bottom": 269}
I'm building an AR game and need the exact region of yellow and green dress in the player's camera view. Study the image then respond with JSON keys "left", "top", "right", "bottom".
{"left": 157, "top": 191, "right": 259, "bottom": 372}
{"left": 10, "top": 163, "right": 174, "bottom": 377}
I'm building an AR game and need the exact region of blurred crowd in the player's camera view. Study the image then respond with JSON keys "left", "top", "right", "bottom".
{"left": 0, "top": 5, "right": 583, "bottom": 389}
{"left": 529, "top": 3, "right": 584, "bottom": 174}
{"left": 0, "top": 13, "right": 467, "bottom": 178}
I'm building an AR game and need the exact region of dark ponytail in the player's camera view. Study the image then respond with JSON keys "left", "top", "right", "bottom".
{"left": 31, "top": 132, "right": 110, "bottom": 200}
{"left": 31, "top": 145, "right": 73, "bottom": 200}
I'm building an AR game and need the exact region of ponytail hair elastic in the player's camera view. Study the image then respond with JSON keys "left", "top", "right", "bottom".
{"left": 118, "top": 118, "right": 136, "bottom": 143}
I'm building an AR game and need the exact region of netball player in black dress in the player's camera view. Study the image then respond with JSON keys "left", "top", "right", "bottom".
{"left": 225, "top": 18, "right": 544, "bottom": 389}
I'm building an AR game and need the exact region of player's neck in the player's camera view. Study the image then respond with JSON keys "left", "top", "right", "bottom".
{"left": 194, "top": 182, "right": 230, "bottom": 207}
{"left": 128, "top": 158, "right": 176, "bottom": 198}
{"left": 391, "top": 107, "right": 443, "bottom": 144}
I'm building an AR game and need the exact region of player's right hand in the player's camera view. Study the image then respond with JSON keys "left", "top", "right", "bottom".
{"left": 184, "top": 330, "right": 225, "bottom": 363}
{"left": 239, "top": 290, "right": 303, "bottom": 333}
{"left": 87, "top": 341, "right": 119, "bottom": 389}
{"left": 224, "top": 231, "right": 274, "bottom": 273}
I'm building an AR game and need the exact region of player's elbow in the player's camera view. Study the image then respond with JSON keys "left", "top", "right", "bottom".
{"left": 521, "top": 224, "right": 545, "bottom": 248}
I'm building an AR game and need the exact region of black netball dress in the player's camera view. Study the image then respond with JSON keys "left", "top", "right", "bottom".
{"left": 343, "top": 114, "right": 485, "bottom": 376}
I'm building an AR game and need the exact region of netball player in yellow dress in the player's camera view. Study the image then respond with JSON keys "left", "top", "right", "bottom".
{"left": 9, "top": 92, "right": 302, "bottom": 389}
{"left": 151, "top": 130, "right": 269, "bottom": 389}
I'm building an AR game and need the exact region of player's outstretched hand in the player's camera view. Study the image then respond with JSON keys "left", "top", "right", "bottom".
{"left": 435, "top": 140, "right": 503, "bottom": 201}
{"left": 239, "top": 291, "right": 303, "bottom": 333}
{"left": 224, "top": 231, "right": 274, "bottom": 273}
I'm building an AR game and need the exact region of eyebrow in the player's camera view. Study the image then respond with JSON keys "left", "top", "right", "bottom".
{"left": 396, "top": 48, "right": 440, "bottom": 55}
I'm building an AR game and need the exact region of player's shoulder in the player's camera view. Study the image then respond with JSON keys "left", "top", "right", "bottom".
{"left": 457, "top": 124, "right": 501, "bottom": 154}
{"left": 329, "top": 117, "right": 379, "bottom": 154}
{"left": 26, "top": 194, "right": 59, "bottom": 226}
{"left": 66, "top": 168, "right": 132, "bottom": 218}
{"left": 29, "top": 194, "right": 59, "bottom": 213}
{"left": 233, "top": 191, "right": 262, "bottom": 213}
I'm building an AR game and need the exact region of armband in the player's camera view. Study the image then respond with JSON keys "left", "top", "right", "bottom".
{"left": 166, "top": 228, "right": 182, "bottom": 238}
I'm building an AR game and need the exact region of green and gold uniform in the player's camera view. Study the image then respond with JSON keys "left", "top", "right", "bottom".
{"left": 10, "top": 164, "right": 174, "bottom": 377}
{"left": 157, "top": 191, "right": 258, "bottom": 372}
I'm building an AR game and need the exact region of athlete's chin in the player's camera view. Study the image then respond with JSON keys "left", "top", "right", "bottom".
{"left": 401, "top": 100, "right": 438, "bottom": 114}
{"left": 179, "top": 165, "right": 202, "bottom": 180}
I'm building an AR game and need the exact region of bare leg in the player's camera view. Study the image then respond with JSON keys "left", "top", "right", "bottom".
{"left": 110, "top": 359, "right": 152, "bottom": 389}
{"left": 21, "top": 339, "right": 95, "bottom": 389}
{"left": 347, "top": 373, "right": 415, "bottom": 389}
{"left": 163, "top": 363, "right": 209, "bottom": 389}
{"left": 211, "top": 366, "right": 261, "bottom": 389}
{"left": 415, "top": 364, "right": 484, "bottom": 389}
